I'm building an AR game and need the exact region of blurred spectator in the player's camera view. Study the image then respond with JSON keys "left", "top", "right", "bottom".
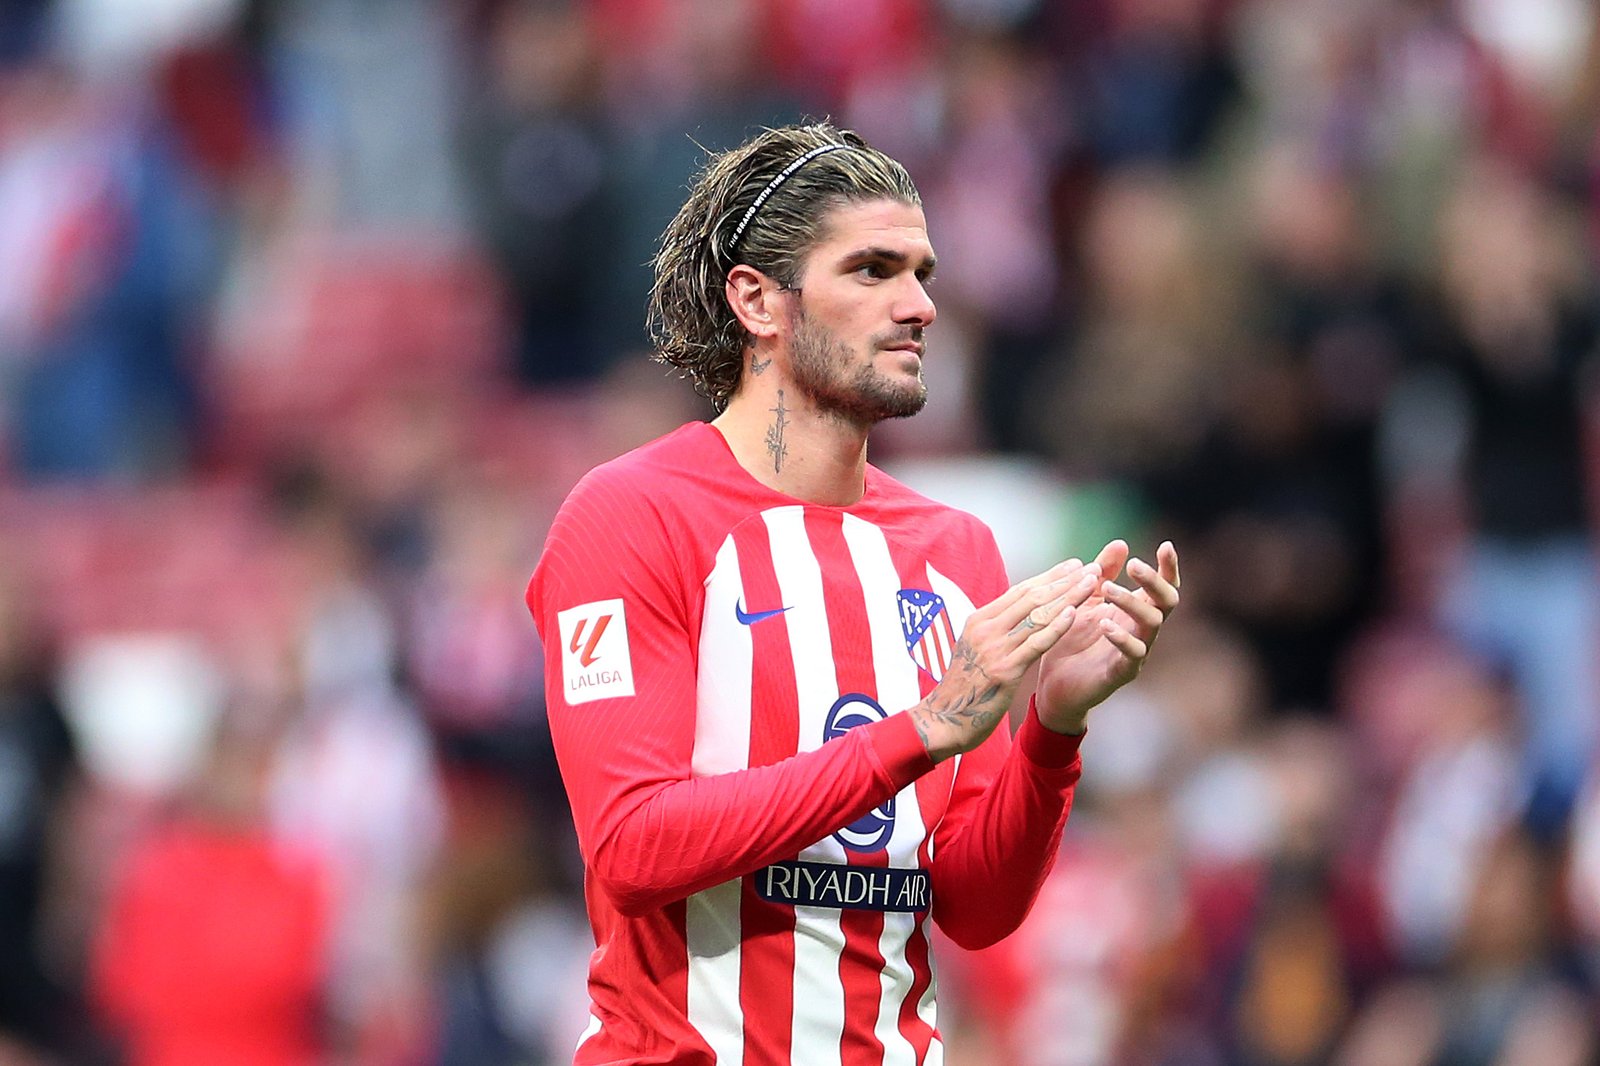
{"left": 92, "top": 705, "right": 330, "bottom": 1066}
{"left": 267, "top": 488, "right": 446, "bottom": 1060}
{"left": 1132, "top": 150, "right": 1391, "bottom": 710}
{"left": 0, "top": 61, "right": 213, "bottom": 481}
{"left": 262, "top": 0, "right": 464, "bottom": 228}
{"left": 1144, "top": 352, "right": 1382, "bottom": 711}
{"left": 458, "top": 0, "right": 620, "bottom": 387}
{"left": 408, "top": 471, "right": 545, "bottom": 741}
{"left": 1229, "top": 0, "right": 1377, "bottom": 169}
{"left": 1225, "top": 721, "right": 1382, "bottom": 1066}
{"left": 943, "top": 792, "right": 1210, "bottom": 1066}
{"left": 919, "top": 30, "right": 1069, "bottom": 454}
{"left": 0, "top": 559, "right": 80, "bottom": 1057}
{"left": 419, "top": 760, "right": 588, "bottom": 1065}
{"left": 594, "top": 0, "right": 803, "bottom": 362}
{"left": 1229, "top": 867, "right": 1352, "bottom": 1066}
{"left": 1245, "top": 147, "right": 1404, "bottom": 450}
{"left": 1432, "top": 829, "right": 1594, "bottom": 1066}
{"left": 1029, "top": 170, "right": 1242, "bottom": 478}
{"left": 1375, "top": 643, "right": 1521, "bottom": 966}
{"left": 1067, "top": 0, "right": 1241, "bottom": 169}
{"left": 1409, "top": 158, "right": 1599, "bottom": 831}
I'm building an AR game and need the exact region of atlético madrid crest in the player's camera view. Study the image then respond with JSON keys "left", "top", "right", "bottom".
{"left": 897, "top": 588, "right": 957, "bottom": 682}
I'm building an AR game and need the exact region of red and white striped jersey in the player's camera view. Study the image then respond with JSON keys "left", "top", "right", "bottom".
{"left": 527, "top": 422, "right": 1084, "bottom": 1066}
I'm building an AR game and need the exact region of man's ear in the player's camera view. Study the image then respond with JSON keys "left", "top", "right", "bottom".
{"left": 726, "top": 264, "right": 784, "bottom": 340}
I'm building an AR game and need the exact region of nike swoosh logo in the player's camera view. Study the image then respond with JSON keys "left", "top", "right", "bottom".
{"left": 735, "top": 601, "right": 792, "bottom": 626}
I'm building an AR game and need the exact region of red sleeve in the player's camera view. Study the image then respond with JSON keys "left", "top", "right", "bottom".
{"left": 528, "top": 470, "right": 936, "bottom": 917}
{"left": 929, "top": 530, "right": 1084, "bottom": 949}
{"left": 928, "top": 700, "right": 1082, "bottom": 948}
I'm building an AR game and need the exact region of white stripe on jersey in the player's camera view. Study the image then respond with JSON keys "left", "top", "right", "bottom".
{"left": 695, "top": 535, "right": 754, "bottom": 778}
{"left": 764, "top": 506, "right": 849, "bottom": 1066}
{"left": 875, "top": 915, "right": 919, "bottom": 1066}
{"left": 575, "top": 1011, "right": 602, "bottom": 1055}
{"left": 923, "top": 561, "right": 981, "bottom": 862}
{"left": 917, "top": 922, "right": 941, "bottom": 1043}
{"left": 919, "top": 563, "right": 980, "bottom": 1044}
{"left": 923, "top": 563, "right": 978, "bottom": 645}
{"left": 841, "top": 513, "right": 929, "bottom": 1066}
{"left": 686, "top": 534, "right": 755, "bottom": 1064}
{"left": 686, "top": 880, "right": 746, "bottom": 1064}
{"left": 840, "top": 513, "right": 924, "bottom": 717}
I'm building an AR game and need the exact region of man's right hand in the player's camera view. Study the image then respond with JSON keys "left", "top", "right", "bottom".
{"left": 907, "top": 560, "right": 1102, "bottom": 762}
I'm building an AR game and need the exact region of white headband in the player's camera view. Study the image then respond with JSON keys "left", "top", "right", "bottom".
{"left": 730, "top": 143, "right": 851, "bottom": 248}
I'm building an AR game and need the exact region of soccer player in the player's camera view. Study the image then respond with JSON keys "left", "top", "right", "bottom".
{"left": 526, "top": 122, "right": 1180, "bottom": 1065}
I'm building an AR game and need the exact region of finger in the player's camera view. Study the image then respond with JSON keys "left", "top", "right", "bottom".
{"left": 1101, "top": 580, "right": 1163, "bottom": 632}
{"left": 985, "top": 558, "right": 1084, "bottom": 619}
{"left": 1127, "top": 555, "right": 1179, "bottom": 614}
{"left": 1010, "top": 570, "right": 1103, "bottom": 635}
{"left": 1099, "top": 618, "right": 1148, "bottom": 660}
{"left": 1023, "top": 558, "right": 1084, "bottom": 589}
{"left": 1020, "top": 603, "right": 1079, "bottom": 655}
{"left": 999, "top": 563, "right": 1098, "bottom": 630}
{"left": 1092, "top": 540, "right": 1130, "bottom": 585}
{"left": 1157, "top": 540, "right": 1180, "bottom": 591}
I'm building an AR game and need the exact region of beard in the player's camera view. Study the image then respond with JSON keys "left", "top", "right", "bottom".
{"left": 788, "top": 305, "right": 928, "bottom": 427}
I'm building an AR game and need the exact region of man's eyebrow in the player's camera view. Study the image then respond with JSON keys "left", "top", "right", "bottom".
{"left": 843, "top": 246, "right": 939, "bottom": 273}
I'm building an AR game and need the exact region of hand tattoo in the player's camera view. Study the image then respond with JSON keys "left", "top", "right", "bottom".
{"left": 909, "top": 638, "right": 1006, "bottom": 750}
{"left": 765, "top": 389, "right": 790, "bottom": 473}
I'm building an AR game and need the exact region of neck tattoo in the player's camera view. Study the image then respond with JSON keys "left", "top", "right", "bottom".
{"left": 766, "top": 389, "right": 790, "bottom": 473}
{"left": 750, "top": 353, "right": 772, "bottom": 375}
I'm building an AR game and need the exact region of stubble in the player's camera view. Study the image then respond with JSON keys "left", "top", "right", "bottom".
{"left": 788, "top": 306, "right": 928, "bottom": 428}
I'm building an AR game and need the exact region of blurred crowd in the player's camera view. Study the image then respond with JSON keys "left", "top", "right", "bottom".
{"left": 1, "top": 0, "right": 1599, "bottom": 1062}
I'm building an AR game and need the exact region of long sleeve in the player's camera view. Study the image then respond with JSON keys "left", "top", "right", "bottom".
{"left": 928, "top": 694, "right": 1084, "bottom": 950}
{"left": 528, "top": 467, "right": 936, "bottom": 917}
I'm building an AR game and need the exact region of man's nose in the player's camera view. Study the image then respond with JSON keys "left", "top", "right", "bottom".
{"left": 895, "top": 277, "right": 936, "bottom": 328}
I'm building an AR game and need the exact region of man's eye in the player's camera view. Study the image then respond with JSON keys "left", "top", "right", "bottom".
{"left": 857, "top": 263, "right": 888, "bottom": 280}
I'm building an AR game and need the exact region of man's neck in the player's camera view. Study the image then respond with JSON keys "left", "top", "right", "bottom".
{"left": 713, "top": 378, "right": 871, "bottom": 507}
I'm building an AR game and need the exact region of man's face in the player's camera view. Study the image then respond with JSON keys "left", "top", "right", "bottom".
{"left": 782, "top": 198, "right": 938, "bottom": 426}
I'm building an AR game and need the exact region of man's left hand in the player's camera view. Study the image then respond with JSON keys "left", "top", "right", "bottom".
{"left": 1034, "top": 539, "right": 1181, "bottom": 734}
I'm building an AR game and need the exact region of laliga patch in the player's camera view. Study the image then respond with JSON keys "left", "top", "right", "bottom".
{"left": 557, "top": 598, "right": 635, "bottom": 704}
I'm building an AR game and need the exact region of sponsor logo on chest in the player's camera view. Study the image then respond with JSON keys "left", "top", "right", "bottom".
{"left": 823, "top": 694, "right": 897, "bottom": 852}
{"left": 756, "top": 860, "right": 931, "bottom": 913}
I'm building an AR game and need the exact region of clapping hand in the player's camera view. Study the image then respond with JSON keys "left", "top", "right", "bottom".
{"left": 1034, "top": 540, "right": 1181, "bottom": 735}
